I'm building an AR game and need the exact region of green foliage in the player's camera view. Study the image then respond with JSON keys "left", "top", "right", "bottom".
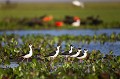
{"left": 0, "top": 34, "right": 120, "bottom": 79}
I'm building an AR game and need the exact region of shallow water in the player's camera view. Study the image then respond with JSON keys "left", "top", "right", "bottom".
{"left": 60, "top": 41, "right": 120, "bottom": 56}
{"left": 78, "top": 41, "right": 120, "bottom": 56}
{"left": 0, "top": 29, "right": 120, "bottom": 55}
{"left": 0, "top": 62, "right": 19, "bottom": 68}
{"left": 0, "top": 29, "right": 120, "bottom": 36}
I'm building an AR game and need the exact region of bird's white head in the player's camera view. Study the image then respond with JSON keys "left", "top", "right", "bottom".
{"left": 57, "top": 45, "right": 60, "bottom": 49}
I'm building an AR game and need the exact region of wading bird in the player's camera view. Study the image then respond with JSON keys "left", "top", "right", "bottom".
{"left": 70, "top": 48, "right": 82, "bottom": 57}
{"left": 46, "top": 45, "right": 61, "bottom": 59}
{"left": 22, "top": 44, "right": 33, "bottom": 62}
{"left": 77, "top": 49, "right": 88, "bottom": 60}
{"left": 61, "top": 45, "right": 74, "bottom": 57}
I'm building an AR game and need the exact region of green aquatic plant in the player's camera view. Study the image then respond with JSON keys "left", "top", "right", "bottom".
{"left": 0, "top": 33, "right": 120, "bottom": 79}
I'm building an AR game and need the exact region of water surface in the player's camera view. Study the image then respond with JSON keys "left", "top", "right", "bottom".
{"left": 0, "top": 29, "right": 120, "bottom": 36}
{"left": 0, "top": 29, "right": 120, "bottom": 55}
{"left": 0, "top": 62, "right": 19, "bottom": 68}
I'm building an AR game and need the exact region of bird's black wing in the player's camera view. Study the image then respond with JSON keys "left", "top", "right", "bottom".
{"left": 69, "top": 51, "right": 76, "bottom": 55}
{"left": 61, "top": 51, "right": 69, "bottom": 55}
{"left": 46, "top": 51, "right": 56, "bottom": 57}
{"left": 77, "top": 52, "right": 84, "bottom": 57}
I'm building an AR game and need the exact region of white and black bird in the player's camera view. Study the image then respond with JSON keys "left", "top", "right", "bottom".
{"left": 61, "top": 45, "right": 74, "bottom": 57}
{"left": 77, "top": 49, "right": 88, "bottom": 60}
{"left": 70, "top": 48, "right": 82, "bottom": 57}
{"left": 46, "top": 45, "right": 61, "bottom": 59}
{"left": 22, "top": 44, "right": 33, "bottom": 62}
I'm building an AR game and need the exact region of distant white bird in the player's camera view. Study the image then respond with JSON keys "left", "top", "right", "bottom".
{"left": 77, "top": 49, "right": 88, "bottom": 59}
{"left": 22, "top": 44, "right": 33, "bottom": 62}
{"left": 72, "top": 19, "right": 80, "bottom": 27}
{"left": 72, "top": 0, "right": 84, "bottom": 8}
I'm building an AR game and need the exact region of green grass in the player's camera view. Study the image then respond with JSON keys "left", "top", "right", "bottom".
{"left": 0, "top": 2, "right": 120, "bottom": 30}
{"left": 0, "top": 2, "right": 120, "bottom": 23}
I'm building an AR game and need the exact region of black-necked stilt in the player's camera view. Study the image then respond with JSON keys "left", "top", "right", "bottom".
{"left": 22, "top": 44, "right": 33, "bottom": 62}
{"left": 77, "top": 49, "right": 88, "bottom": 60}
{"left": 61, "top": 45, "right": 74, "bottom": 57}
{"left": 70, "top": 48, "right": 82, "bottom": 57}
{"left": 46, "top": 45, "right": 60, "bottom": 59}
